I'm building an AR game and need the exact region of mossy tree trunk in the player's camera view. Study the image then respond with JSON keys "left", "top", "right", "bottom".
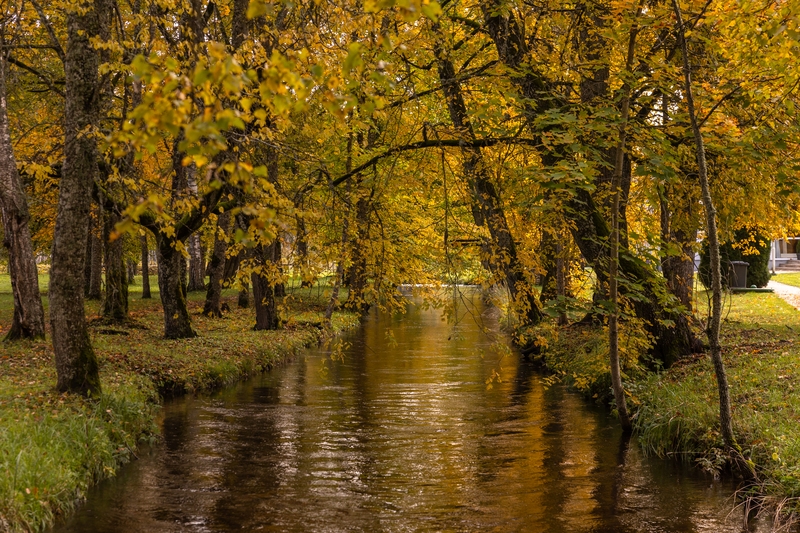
{"left": 51, "top": 0, "right": 108, "bottom": 396}
{"left": 480, "top": 1, "right": 698, "bottom": 365}
{"left": 252, "top": 240, "right": 280, "bottom": 331}
{"left": 155, "top": 234, "right": 196, "bottom": 339}
{"left": 100, "top": 203, "right": 128, "bottom": 322}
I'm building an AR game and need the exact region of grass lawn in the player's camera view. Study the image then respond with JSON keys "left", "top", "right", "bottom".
{"left": 773, "top": 272, "right": 800, "bottom": 289}
{"left": 635, "top": 290, "right": 800, "bottom": 508}
{"left": 0, "top": 273, "right": 356, "bottom": 532}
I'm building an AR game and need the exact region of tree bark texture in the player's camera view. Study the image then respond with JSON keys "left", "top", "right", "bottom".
{"left": 100, "top": 205, "right": 128, "bottom": 322}
{"left": 251, "top": 240, "right": 280, "bottom": 331}
{"left": 434, "top": 40, "right": 542, "bottom": 327}
{"left": 238, "top": 283, "right": 249, "bottom": 308}
{"left": 187, "top": 233, "right": 205, "bottom": 291}
{"left": 140, "top": 234, "right": 151, "bottom": 299}
{"left": 660, "top": 188, "right": 697, "bottom": 312}
{"left": 345, "top": 195, "right": 371, "bottom": 314}
{"left": 83, "top": 216, "right": 93, "bottom": 296}
{"left": 156, "top": 235, "right": 196, "bottom": 338}
{"left": 203, "top": 211, "right": 230, "bottom": 317}
{"left": 51, "top": 0, "right": 107, "bottom": 396}
{"left": 87, "top": 204, "right": 103, "bottom": 300}
{"left": 0, "top": 55, "right": 45, "bottom": 341}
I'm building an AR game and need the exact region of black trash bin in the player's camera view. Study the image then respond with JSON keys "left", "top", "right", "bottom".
{"left": 730, "top": 261, "right": 749, "bottom": 288}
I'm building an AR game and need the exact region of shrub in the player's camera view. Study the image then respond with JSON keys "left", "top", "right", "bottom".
{"left": 699, "top": 227, "right": 771, "bottom": 288}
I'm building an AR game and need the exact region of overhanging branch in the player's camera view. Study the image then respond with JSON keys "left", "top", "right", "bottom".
{"left": 330, "top": 137, "right": 539, "bottom": 187}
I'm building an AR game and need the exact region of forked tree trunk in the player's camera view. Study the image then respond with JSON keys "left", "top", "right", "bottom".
{"left": 156, "top": 235, "right": 196, "bottom": 338}
{"left": 0, "top": 55, "right": 45, "bottom": 341}
{"left": 51, "top": 1, "right": 107, "bottom": 396}
{"left": 140, "top": 234, "right": 151, "bottom": 299}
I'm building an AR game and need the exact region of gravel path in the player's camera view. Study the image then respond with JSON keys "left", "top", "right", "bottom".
{"left": 768, "top": 280, "right": 800, "bottom": 310}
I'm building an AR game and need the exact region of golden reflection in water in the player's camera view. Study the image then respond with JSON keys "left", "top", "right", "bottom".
{"left": 54, "top": 290, "right": 774, "bottom": 533}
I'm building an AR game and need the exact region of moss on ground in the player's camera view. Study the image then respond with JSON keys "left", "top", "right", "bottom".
{"left": 0, "top": 275, "right": 357, "bottom": 532}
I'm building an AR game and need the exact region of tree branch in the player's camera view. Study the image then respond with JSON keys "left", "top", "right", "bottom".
{"left": 6, "top": 56, "right": 64, "bottom": 97}
{"left": 29, "top": 0, "right": 65, "bottom": 63}
{"left": 331, "top": 137, "right": 539, "bottom": 187}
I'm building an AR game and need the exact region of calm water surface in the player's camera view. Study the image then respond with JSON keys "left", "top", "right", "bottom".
{"left": 55, "top": 294, "right": 768, "bottom": 532}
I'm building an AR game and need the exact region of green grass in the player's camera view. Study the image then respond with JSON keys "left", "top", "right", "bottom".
{"left": 0, "top": 274, "right": 357, "bottom": 532}
{"left": 537, "top": 287, "right": 800, "bottom": 511}
{"left": 635, "top": 291, "right": 800, "bottom": 506}
{"left": 773, "top": 272, "right": 800, "bottom": 289}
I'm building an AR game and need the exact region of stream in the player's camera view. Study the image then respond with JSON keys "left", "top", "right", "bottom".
{"left": 54, "top": 291, "right": 768, "bottom": 532}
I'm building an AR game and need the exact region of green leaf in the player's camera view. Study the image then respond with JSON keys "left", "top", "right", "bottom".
{"left": 421, "top": 2, "right": 442, "bottom": 21}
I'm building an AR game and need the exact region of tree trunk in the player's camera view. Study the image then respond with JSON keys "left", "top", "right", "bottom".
{"left": 0, "top": 56, "right": 45, "bottom": 341}
{"left": 272, "top": 237, "right": 286, "bottom": 298}
{"left": 672, "top": 0, "right": 736, "bottom": 450}
{"left": 480, "top": 2, "right": 698, "bottom": 365}
{"left": 156, "top": 235, "right": 196, "bottom": 338}
{"left": 127, "top": 259, "right": 136, "bottom": 285}
{"left": 345, "top": 196, "right": 370, "bottom": 314}
{"left": 141, "top": 234, "right": 151, "bottom": 299}
{"left": 296, "top": 215, "right": 313, "bottom": 287}
{"left": 238, "top": 283, "right": 249, "bottom": 308}
{"left": 51, "top": 0, "right": 107, "bottom": 396}
{"left": 87, "top": 204, "right": 103, "bottom": 300}
{"left": 203, "top": 211, "right": 230, "bottom": 317}
{"left": 252, "top": 241, "right": 279, "bottom": 331}
{"left": 100, "top": 206, "right": 128, "bottom": 322}
{"left": 84, "top": 216, "right": 93, "bottom": 297}
{"left": 433, "top": 41, "right": 542, "bottom": 327}
{"left": 187, "top": 233, "right": 205, "bottom": 291}
{"left": 660, "top": 189, "right": 697, "bottom": 312}
{"left": 607, "top": 9, "right": 640, "bottom": 433}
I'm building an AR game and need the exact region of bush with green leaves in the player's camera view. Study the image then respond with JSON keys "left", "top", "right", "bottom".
{"left": 699, "top": 227, "right": 771, "bottom": 288}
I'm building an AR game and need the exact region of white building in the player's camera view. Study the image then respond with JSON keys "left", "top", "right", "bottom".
{"left": 771, "top": 238, "right": 800, "bottom": 272}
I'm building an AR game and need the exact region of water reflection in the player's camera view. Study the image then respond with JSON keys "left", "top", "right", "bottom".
{"left": 55, "top": 291, "right": 768, "bottom": 532}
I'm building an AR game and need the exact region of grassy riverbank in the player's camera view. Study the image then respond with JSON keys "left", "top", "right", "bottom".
{"left": 539, "top": 289, "right": 800, "bottom": 513}
{"left": 0, "top": 276, "right": 357, "bottom": 532}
